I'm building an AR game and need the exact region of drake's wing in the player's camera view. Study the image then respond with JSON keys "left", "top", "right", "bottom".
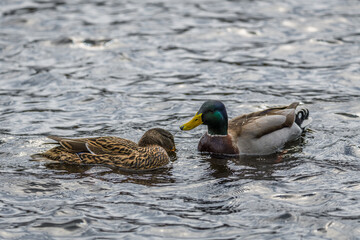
{"left": 229, "top": 102, "right": 299, "bottom": 138}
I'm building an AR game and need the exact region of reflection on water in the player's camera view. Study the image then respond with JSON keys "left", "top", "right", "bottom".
{"left": 1, "top": 0, "right": 360, "bottom": 239}
{"left": 43, "top": 162, "right": 176, "bottom": 185}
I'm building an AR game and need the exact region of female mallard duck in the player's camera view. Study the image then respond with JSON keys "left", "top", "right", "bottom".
{"left": 38, "top": 128, "right": 176, "bottom": 170}
{"left": 180, "top": 100, "right": 309, "bottom": 155}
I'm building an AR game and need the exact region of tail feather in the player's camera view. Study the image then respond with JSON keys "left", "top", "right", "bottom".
{"left": 47, "top": 135, "right": 64, "bottom": 142}
{"left": 295, "top": 108, "right": 310, "bottom": 128}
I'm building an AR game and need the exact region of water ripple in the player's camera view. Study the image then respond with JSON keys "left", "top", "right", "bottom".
{"left": 0, "top": 0, "right": 359, "bottom": 239}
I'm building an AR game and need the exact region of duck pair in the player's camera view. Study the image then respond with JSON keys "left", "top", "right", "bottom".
{"left": 38, "top": 101, "right": 309, "bottom": 170}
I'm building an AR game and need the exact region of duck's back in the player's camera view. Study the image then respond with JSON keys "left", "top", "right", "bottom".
{"left": 75, "top": 145, "right": 169, "bottom": 170}
{"left": 41, "top": 136, "right": 170, "bottom": 170}
{"left": 228, "top": 102, "right": 304, "bottom": 155}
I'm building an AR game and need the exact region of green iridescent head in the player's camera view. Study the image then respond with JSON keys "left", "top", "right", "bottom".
{"left": 180, "top": 100, "right": 228, "bottom": 135}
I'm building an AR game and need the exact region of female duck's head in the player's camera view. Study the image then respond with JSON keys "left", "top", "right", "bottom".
{"left": 180, "top": 100, "right": 228, "bottom": 135}
{"left": 138, "top": 128, "right": 176, "bottom": 153}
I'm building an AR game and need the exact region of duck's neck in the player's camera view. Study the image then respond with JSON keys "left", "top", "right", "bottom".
{"left": 207, "top": 120, "right": 228, "bottom": 136}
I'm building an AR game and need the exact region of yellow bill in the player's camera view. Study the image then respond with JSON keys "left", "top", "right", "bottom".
{"left": 180, "top": 113, "right": 203, "bottom": 131}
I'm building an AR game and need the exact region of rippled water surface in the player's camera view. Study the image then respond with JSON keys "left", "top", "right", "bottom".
{"left": 1, "top": 0, "right": 360, "bottom": 239}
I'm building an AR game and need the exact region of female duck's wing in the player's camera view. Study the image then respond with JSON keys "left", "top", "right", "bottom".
{"left": 78, "top": 146, "right": 169, "bottom": 170}
{"left": 47, "top": 136, "right": 138, "bottom": 155}
{"left": 47, "top": 136, "right": 92, "bottom": 153}
{"left": 229, "top": 102, "right": 299, "bottom": 139}
{"left": 85, "top": 137, "right": 138, "bottom": 155}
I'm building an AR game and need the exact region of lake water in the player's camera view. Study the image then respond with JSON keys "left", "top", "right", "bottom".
{"left": 0, "top": 0, "right": 359, "bottom": 239}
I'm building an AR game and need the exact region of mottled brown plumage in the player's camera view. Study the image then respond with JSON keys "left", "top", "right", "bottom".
{"left": 39, "top": 128, "right": 176, "bottom": 170}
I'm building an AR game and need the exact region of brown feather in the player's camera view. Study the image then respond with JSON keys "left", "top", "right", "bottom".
{"left": 39, "top": 128, "right": 175, "bottom": 170}
{"left": 198, "top": 133, "right": 239, "bottom": 155}
{"left": 229, "top": 102, "right": 299, "bottom": 139}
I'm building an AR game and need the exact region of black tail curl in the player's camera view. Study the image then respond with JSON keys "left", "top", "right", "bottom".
{"left": 295, "top": 108, "right": 309, "bottom": 127}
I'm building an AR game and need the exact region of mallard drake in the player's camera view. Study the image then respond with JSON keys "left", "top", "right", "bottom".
{"left": 180, "top": 101, "right": 309, "bottom": 155}
{"left": 38, "top": 128, "right": 176, "bottom": 170}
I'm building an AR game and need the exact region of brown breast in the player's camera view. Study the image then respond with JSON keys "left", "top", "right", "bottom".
{"left": 198, "top": 133, "right": 239, "bottom": 155}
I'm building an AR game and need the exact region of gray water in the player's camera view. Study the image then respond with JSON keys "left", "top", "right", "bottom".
{"left": 1, "top": 0, "right": 360, "bottom": 239}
